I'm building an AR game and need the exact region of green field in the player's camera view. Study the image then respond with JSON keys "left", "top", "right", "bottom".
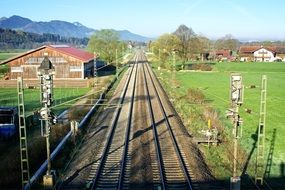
{"left": 0, "top": 88, "right": 91, "bottom": 115}
{"left": 153, "top": 61, "right": 285, "bottom": 187}
{"left": 0, "top": 52, "right": 22, "bottom": 62}
{"left": 0, "top": 52, "right": 23, "bottom": 78}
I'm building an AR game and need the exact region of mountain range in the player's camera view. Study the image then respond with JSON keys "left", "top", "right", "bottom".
{"left": 0, "top": 15, "right": 151, "bottom": 42}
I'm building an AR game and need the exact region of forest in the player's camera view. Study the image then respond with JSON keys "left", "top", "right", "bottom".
{"left": 0, "top": 28, "right": 89, "bottom": 50}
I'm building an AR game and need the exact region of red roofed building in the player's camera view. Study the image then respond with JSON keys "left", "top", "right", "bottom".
{"left": 216, "top": 49, "right": 232, "bottom": 60}
{"left": 1, "top": 45, "right": 96, "bottom": 79}
{"left": 209, "top": 49, "right": 233, "bottom": 61}
{"left": 239, "top": 45, "right": 285, "bottom": 62}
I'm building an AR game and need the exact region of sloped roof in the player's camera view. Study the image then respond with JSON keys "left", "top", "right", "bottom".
{"left": 239, "top": 46, "right": 261, "bottom": 53}
{"left": 48, "top": 45, "right": 95, "bottom": 62}
{"left": 239, "top": 45, "right": 285, "bottom": 54}
{"left": 1, "top": 45, "right": 95, "bottom": 64}
{"left": 215, "top": 49, "right": 232, "bottom": 58}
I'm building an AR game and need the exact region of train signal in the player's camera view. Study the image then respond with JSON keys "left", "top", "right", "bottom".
{"left": 229, "top": 73, "right": 244, "bottom": 190}
{"left": 230, "top": 73, "right": 244, "bottom": 105}
{"left": 37, "top": 55, "right": 57, "bottom": 188}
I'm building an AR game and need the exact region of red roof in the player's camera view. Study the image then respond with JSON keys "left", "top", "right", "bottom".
{"left": 0, "top": 45, "right": 95, "bottom": 65}
{"left": 215, "top": 49, "right": 232, "bottom": 58}
{"left": 48, "top": 45, "right": 95, "bottom": 62}
{"left": 239, "top": 45, "right": 285, "bottom": 54}
{"left": 239, "top": 46, "right": 261, "bottom": 53}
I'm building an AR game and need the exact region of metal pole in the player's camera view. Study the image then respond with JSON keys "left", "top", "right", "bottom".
{"left": 94, "top": 52, "right": 97, "bottom": 93}
{"left": 173, "top": 52, "right": 176, "bottom": 70}
{"left": 172, "top": 51, "right": 176, "bottom": 87}
{"left": 233, "top": 104, "right": 239, "bottom": 178}
{"left": 116, "top": 49, "right": 118, "bottom": 79}
{"left": 46, "top": 131, "right": 51, "bottom": 175}
{"left": 229, "top": 74, "right": 243, "bottom": 190}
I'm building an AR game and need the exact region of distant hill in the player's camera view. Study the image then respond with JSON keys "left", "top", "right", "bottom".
{"left": 0, "top": 15, "right": 151, "bottom": 42}
{"left": 0, "top": 28, "right": 89, "bottom": 50}
{"left": 0, "top": 15, "right": 32, "bottom": 29}
{"left": 118, "top": 30, "right": 151, "bottom": 42}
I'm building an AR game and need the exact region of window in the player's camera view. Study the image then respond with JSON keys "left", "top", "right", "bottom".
{"left": 49, "top": 57, "right": 67, "bottom": 63}
{"left": 70, "top": 66, "right": 82, "bottom": 72}
{"left": 25, "top": 57, "right": 38, "bottom": 64}
{"left": 25, "top": 57, "right": 67, "bottom": 64}
{"left": 11, "top": 67, "right": 23, "bottom": 72}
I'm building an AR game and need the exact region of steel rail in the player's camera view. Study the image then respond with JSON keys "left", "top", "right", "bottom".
{"left": 90, "top": 54, "right": 137, "bottom": 189}
{"left": 118, "top": 54, "right": 139, "bottom": 189}
{"left": 145, "top": 60, "right": 193, "bottom": 190}
{"left": 24, "top": 64, "right": 127, "bottom": 190}
{"left": 141, "top": 57, "right": 167, "bottom": 190}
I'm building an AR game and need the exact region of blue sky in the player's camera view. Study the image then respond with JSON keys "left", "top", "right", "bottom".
{"left": 1, "top": 0, "right": 285, "bottom": 40}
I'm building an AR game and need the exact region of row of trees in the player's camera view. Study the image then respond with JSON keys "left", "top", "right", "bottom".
{"left": 150, "top": 24, "right": 285, "bottom": 69}
{"left": 0, "top": 28, "right": 89, "bottom": 50}
{"left": 0, "top": 28, "right": 127, "bottom": 65}
{"left": 87, "top": 29, "right": 127, "bottom": 64}
{"left": 149, "top": 24, "right": 242, "bottom": 68}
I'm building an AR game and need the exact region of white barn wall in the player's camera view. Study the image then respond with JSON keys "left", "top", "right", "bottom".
{"left": 253, "top": 48, "right": 275, "bottom": 62}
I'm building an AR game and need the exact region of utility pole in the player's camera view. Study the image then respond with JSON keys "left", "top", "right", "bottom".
{"left": 228, "top": 73, "right": 244, "bottom": 190}
{"left": 157, "top": 48, "right": 161, "bottom": 70}
{"left": 17, "top": 77, "right": 30, "bottom": 189}
{"left": 94, "top": 52, "right": 98, "bottom": 93}
{"left": 255, "top": 75, "right": 267, "bottom": 185}
{"left": 172, "top": 50, "right": 176, "bottom": 88}
{"left": 116, "top": 48, "right": 118, "bottom": 79}
{"left": 38, "top": 55, "right": 57, "bottom": 188}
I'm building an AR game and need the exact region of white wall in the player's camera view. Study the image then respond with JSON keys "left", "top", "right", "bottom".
{"left": 253, "top": 48, "right": 274, "bottom": 62}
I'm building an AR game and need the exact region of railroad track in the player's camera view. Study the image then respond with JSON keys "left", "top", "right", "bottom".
{"left": 59, "top": 51, "right": 198, "bottom": 190}
{"left": 87, "top": 53, "right": 139, "bottom": 189}
{"left": 140, "top": 55, "right": 195, "bottom": 190}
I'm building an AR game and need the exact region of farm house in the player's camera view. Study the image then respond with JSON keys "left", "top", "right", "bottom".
{"left": 239, "top": 46, "right": 285, "bottom": 62}
{"left": 1, "top": 45, "right": 96, "bottom": 80}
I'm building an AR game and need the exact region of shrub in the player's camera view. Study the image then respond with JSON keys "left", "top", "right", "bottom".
{"left": 190, "top": 63, "right": 213, "bottom": 71}
{"left": 203, "top": 107, "right": 225, "bottom": 136}
{"left": 200, "top": 64, "right": 212, "bottom": 71}
{"left": 187, "top": 88, "right": 205, "bottom": 104}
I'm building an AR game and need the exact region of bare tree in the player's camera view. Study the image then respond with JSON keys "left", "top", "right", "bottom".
{"left": 214, "top": 34, "right": 240, "bottom": 51}
{"left": 87, "top": 29, "right": 125, "bottom": 64}
{"left": 151, "top": 33, "right": 180, "bottom": 69}
{"left": 173, "top": 24, "right": 196, "bottom": 63}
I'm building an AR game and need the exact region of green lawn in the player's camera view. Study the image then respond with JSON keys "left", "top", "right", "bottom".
{"left": 0, "top": 88, "right": 91, "bottom": 115}
{"left": 0, "top": 52, "right": 22, "bottom": 78}
{"left": 152, "top": 60, "right": 285, "bottom": 187}
{"left": 0, "top": 52, "right": 21, "bottom": 62}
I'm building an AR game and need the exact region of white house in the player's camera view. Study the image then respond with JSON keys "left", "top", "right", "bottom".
{"left": 253, "top": 48, "right": 275, "bottom": 62}
{"left": 239, "top": 46, "right": 285, "bottom": 62}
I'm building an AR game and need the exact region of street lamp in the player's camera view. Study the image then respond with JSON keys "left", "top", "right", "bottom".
{"left": 37, "top": 55, "right": 56, "bottom": 188}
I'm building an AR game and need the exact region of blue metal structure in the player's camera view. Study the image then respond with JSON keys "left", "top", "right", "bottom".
{"left": 0, "top": 107, "right": 18, "bottom": 138}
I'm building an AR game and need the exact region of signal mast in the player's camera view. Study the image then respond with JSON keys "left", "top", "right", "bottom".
{"left": 37, "top": 55, "right": 57, "bottom": 188}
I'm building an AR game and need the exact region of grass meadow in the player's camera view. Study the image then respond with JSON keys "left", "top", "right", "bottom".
{"left": 152, "top": 60, "right": 285, "bottom": 188}
{"left": 0, "top": 52, "right": 23, "bottom": 78}
{"left": 0, "top": 52, "right": 21, "bottom": 62}
{"left": 0, "top": 88, "right": 91, "bottom": 116}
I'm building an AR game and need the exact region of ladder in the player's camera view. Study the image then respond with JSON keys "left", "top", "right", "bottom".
{"left": 17, "top": 77, "right": 30, "bottom": 188}
{"left": 255, "top": 75, "right": 267, "bottom": 185}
